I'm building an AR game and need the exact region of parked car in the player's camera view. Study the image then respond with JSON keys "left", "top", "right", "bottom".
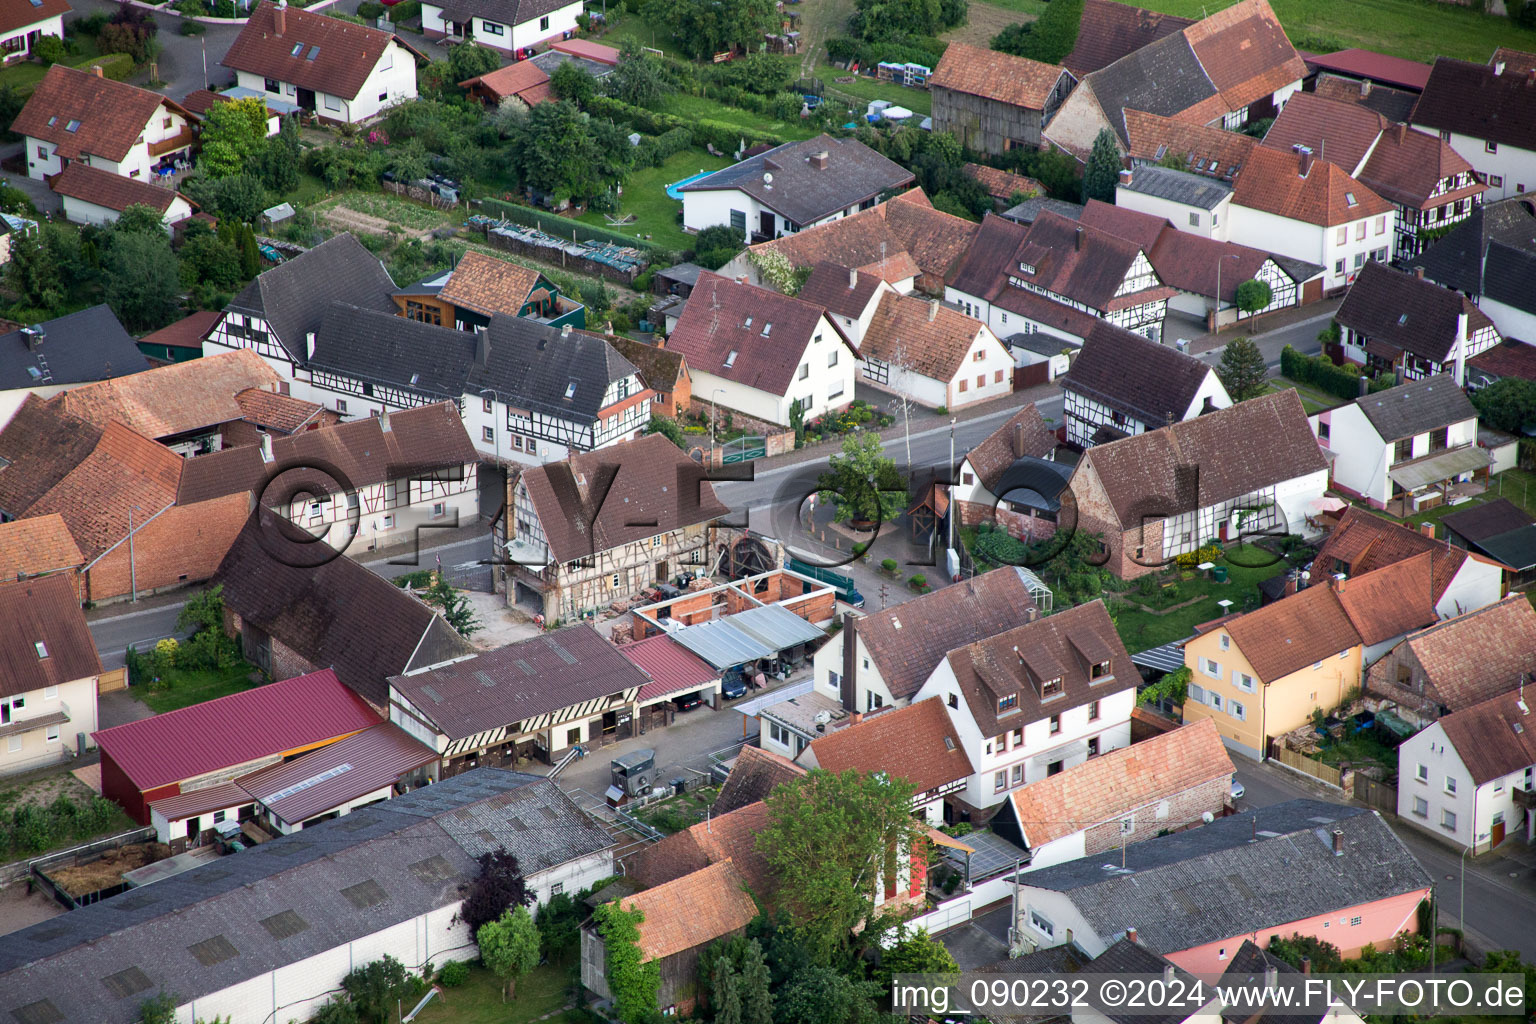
{"left": 721, "top": 672, "right": 748, "bottom": 700}
{"left": 1230, "top": 780, "right": 1245, "bottom": 801}
{"left": 672, "top": 692, "right": 704, "bottom": 712}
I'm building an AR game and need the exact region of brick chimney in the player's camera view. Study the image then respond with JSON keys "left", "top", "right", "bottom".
{"left": 1395, "top": 123, "right": 1405, "bottom": 144}
{"left": 1295, "top": 145, "right": 1314, "bottom": 177}
{"left": 928, "top": 298, "right": 939, "bottom": 323}
{"left": 850, "top": 710, "right": 863, "bottom": 726}
{"left": 840, "top": 612, "right": 858, "bottom": 713}
{"left": 1118, "top": 168, "right": 1133, "bottom": 187}
{"left": 809, "top": 151, "right": 829, "bottom": 170}
{"left": 1332, "top": 829, "right": 1344, "bottom": 855}
{"left": 1283, "top": 571, "right": 1299, "bottom": 597}
{"left": 1414, "top": 266, "right": 1425, "bottom": 279}
{"left": 1012, "top": 420, "right": 1026, "bottom": 458}
{"left": 1301, "top": 956, "right": 1312, "bottom": 975}
{"left": 1420, "top": 521, "right": 1437, "bottom": 539}
{"left": 1331, "top": 572, "right": 1347, "bottom": 593}
{"left": 1127, "top": 927, "right": 1138, "bottom": 944}
{"left": 274, "top": 0, "right": 287, "bottom": 35}
{"left": 91, "top": 64, "right": 103, "bottom": 78}
{"left": 1075, "top": 226, "right": 1085, "bottom": 251}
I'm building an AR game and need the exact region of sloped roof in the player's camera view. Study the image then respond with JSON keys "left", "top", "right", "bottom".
{"left": 1180, "top": 0, "right": 1306, "bottom": 111}
{"left": 945, "top": 599, "right": 1130, "bottom": 737}
{"left": 1232, "top": 145, "right": 1393, "bottom": 227}
{"left": 389, "top": 625, "right": 649, "bottom": 741}
{"left": 966, "top": 163, "right": 1043, "bottom": 202}
{"left": 51, "top": 349, "right": 279, "bottom": 441}
{"left": 1343, "top": 371, "right": 1479, "bottom": 441}
{"left": 1006, "top": 718, "right": 1230, "bottom": 848}
{"left": 1468, "top": 340, "right": 1536, "bottom": 383}
{"left": 436, "top": 251, "right": 543, "bottom": 318}
{"left": 1357, "top": 124, "right": 1481, "bottom": 211}
{"left": 1439, "top": 688, "right": 1536, "bottom": 785}
{"left": 1063, "top": 0, "right": 1193, "bottom": 77}
{"left": 712, "top": 745, "right": 806, "bottom": 815}
{"left": 138, "top": 310, "right": 224, "bottom": 353}
{"left": 233, "top": 722, "right": 437, "bottom": 825}
{"left": 627, "top": 800, "right": 778, "bottom": 902}
{"left": 1062, "top": 320, "right": 1221, "bottom": 426}
{"left": 605, "top": 337, "right": 687, "bottom": 396}
{"left": 860, "top": 290, "right": 991, "bottom": 382}
{"left": 458, "top": 58, "right": 549, "bottom": 101}
{"left": 667, "top": 272, "right": 853, "bottom": 397}
{"left": 223, "top": 1, "right": 401, "bottom": 101}
{"left": 1411, "top": 56, "right": 1536, "bottom": 153}
{"left": 1081, "top": 31, "right": 1216, "bottom": 146}
{"left": 1224, "top": 582, "right": 1361, "bottom": 682}
{"left": 1007, "top": 211, "right": 1169, "bottom": 310}
{"left": 1148, "top": 226, "right": 1294, "bottom": 300}
{"left": 622, "top": 860, "right": 759, "bottom": 961}
{"left": 13, "top": 65, "right": 183, "bottom": 164}
{"left": 0, "top": 304, "right": 150, "bottom": 394}
{"left": 51, "top": 162, "right": 191, "bottom": 216}
{"left": 1123, "top": 108, "right": 1256, "bottom": 180}
{"left": 1412, "top": 195, "right": 1536, "bottom": 296}
{"left": 1305, "top": 48, "right": 1431, "bottom": 90}
{"left": 233, "top": 387, "right": 327, "bottom": 433}
{"left": 0, "top": 513, "right": 84, "bottom": 582}
{"left": 1312, "top": 507, "right": 1475, "bottom": 608}
{"left": 0, "top": 0, "right": 70, "bottom": 35}
{"left": 932, "top": 42, "right": 1071, "bottom": 110}
{"left": 856, "top": 567, "right": 1043, "bottom": 700}
{"left": 1077, "top": 389, "right": 1326, "bottom": 526}
{"left": 948, "top": 212, "right": 1030, "bottom": 300}
{"left": 519, "top": 432, "right": 729, "bottom": 566}
{"left": 797, "top": 262, "right": 886, "bottom": 320}
{"left": 0, "top": 768, "right": 612, "bottom": 1024}
{"left": 1020, "top": 799, "right": 1431, "bottom": 954}
{"left": 1334, "top": 552, "right": 1438, "bottom": 646}
{"left": 964, "top": 405, "right": 1058, "bottom": 493}
{"left": 1312, "top": 72, "right": 1419, "bottom": 122}
{"left": 1262, "top": 91, "right": 1388, "bottom": 175}
{"left": 429, "top": 0, "right": 579, "bottom": 31}
{"left": 0, "top": 396, "right": 102, "bottom": 520}
{"left": 211, "top": 511, "right": 473, "bottom": 706}
{"left": 679, "top": 135, "right": 914, "bottom": 226}
{"left": 0, "top": 573, "right": 100, "bottom": 700}
{"left": 1481, "top": 240, "right": 1536, "bottom": 317}
{"left": 1389, "top": 594, "right": 1536, "bottom": 711}
{"left": 227, "top": 233, "right": 398, "bottom": 361}
{"left": 804, "top": 699, "right": 973, "bottom": 794}
{"left": 621, "top": 635, "right": 719, "bottom": 702}
{"left": 1337, "top": 263, "right": 1498, "bottom": 366}
{"left": 1078, "top": 199, "right": 1168, "bottom": 251}
{"left": 93, "top": 669, "right": 380, "bottom": 791}
{"left": 1441, "top": 497, "right": 1535, "bottom": 544}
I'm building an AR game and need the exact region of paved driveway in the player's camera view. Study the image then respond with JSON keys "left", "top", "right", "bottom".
{"left": 69, "top": 0, "right": 244, "bottom": 99}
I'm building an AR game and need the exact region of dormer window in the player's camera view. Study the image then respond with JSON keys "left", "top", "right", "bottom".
{"left": 1090, "top": 660, "right": 1111, "bottom": 680}
{"left": 1019, "top": 262, "right": 1036, "bottom": 275}
{"left": 997, "top": 693, "right": 1018, "bottom": 713}
{"left": 1041, "top": 677, "right": 1063, "bottom": 697}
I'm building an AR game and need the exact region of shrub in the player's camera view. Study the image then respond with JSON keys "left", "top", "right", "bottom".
{"left": 34, "top": 35, "right": 68, "bottom": 64}
{"left": 1174, "top": 543, "right": 1222, "bottom": 570}
{"left": 880, "top": 558, "right": 899, "bottom": 573}
{"left": 975, "top": 528, "right": 1029, "bottom": 567}
{"left": 908, "top": 573, "right": 928, "bottom": 591}
{"left": 438, "top": 961, "right": 470, "bottom": 987}
{"left": 357, "top": 0, "right": 385, "bottom": 16}
{"left": 1279, "top": 344, "right": 1394, "bottom": 402}
{"left": 178, "top": 18, "right": 205, "bottom": 33}
{"left": 388, "top": 0, "right": 421, "bottom": 21}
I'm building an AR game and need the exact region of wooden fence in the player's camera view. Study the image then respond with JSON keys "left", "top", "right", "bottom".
{"left": 1354, "top": 775, "right": 1399, "bottom": 815}
{"left": 97, "top": 667, "right": 127, "bottom": 694}
{"left": 1271, "top": 745, "right": 1342, "bottom": 788}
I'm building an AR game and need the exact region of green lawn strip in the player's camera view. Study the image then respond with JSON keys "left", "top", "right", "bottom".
{"left": 813, "top": 66, "right": 933, "bottom": 118}
{"left": 1111, "top": 544, "right": 1283, "bottom": 653}
{"left": 412, "top": 960, "right": 573, "bottom": 1024}
{"left": 132, "top": 663, "right": 263, "bottom": 713}
{"left": 596, "top": 13, "right": 686, "bottom": 59}
{"left": 1107, "top": 0, "right": 1536, "bottom": 62}
{"left": 1268, "top": 378, "right": 1341, "bottom": 416}
{"left": 574, "top": 147, "right": 733, "bottom": 252}
{"left": 971, "top": 0, "right": 1049, "bottom": 12}
{"left": 655, "top": 93, "right": 821, "bottom": 141}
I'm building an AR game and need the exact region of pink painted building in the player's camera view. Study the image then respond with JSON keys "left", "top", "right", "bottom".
{"left": 1014, "top": 799, "right": 1432, "bottom": 967}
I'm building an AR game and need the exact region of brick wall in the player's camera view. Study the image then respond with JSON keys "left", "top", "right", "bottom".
{"left": 1365, "top": 645, "right": 1438, "bottom": 726}
{"left": 1070, "top": 462, "right": 1164, "bottom": 580}
{"left": 1081, "top": 775, "right": 1230, "bottom": 856}
{"left": 956, "top": 500, "right": 1059, "bottom": 543}
{"left": 85, "top": 493, "right": 254, "bottom": 604}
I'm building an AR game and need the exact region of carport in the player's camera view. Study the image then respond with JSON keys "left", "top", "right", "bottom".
{"left": 670, "top": 603, "right": 826, "bottom": 685}
{"left": 621, "top": 634, "right": 722, "bottom": 731}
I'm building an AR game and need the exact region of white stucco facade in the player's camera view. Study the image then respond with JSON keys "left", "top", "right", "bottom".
{"left": 683, "top": 186, "right": 876, "bottom": 243}
{"left": 59, "top": 193, "right": 194, "bottom": 230}
{"left": 693, "top": 316, "right": 857, "bottom": 427}
{"left": 0, "top": 674, "right": 97, "bottom": 777}
{"left": 1411, "top": 128, "right": 1536, "bottom": 202}
{"left": 1116, "top": 186, "right": 1233, "bottom": 241}
{"left": 1397, "top": 721, "right": 1535, "bottom": 854}
{"left": 421, "top": 0, "right": 581, "bottom": 52}
{"left": 811, "top": 628, "right": 904, "bottom": 713}
{"left": 25, "top": 100, "right": 194, "bottom": 182}
{"left": 1479, "top": 296, "right": 1536, "bottom": 343}
{"left": 234, "top": 37, "right": 417, "bottom": 124}
{"left": 1225, "top": 206, "right": 1395, "bottom": 293}
{"left": 1311, "top": 403, "right": 1481, "bottom": 508}
{"left": 0, "top": 12, "right": 64, "bottom": 61}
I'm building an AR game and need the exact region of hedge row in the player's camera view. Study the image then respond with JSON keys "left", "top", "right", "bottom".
{"left": 1280, "top": 344, "right": 1396, "bottom": 401}
{"left": 824, "top": 35, "right": 947, "bottom": 69}
{"left": 475, "top": 197, "right": 661, "bottom": 251}
{"left": 633, "top": 126, "right": 694, "bottom": 169}
{"left": 584, "top": 96, "right": 785, "bottom": 154}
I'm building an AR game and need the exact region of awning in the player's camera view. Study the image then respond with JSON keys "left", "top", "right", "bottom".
{"left": 733, "top": 679, "right": 814, "bottom": 718}
{"left": 0, "top": 710, "right": 69, "bottom": 740}
{"left": 1365, "top": 337, "right": 1401, "bottom": 361}
{"left": 1388, "top": 446, "right": 1490, "bottom": 491}
{"left": 1131, "top": 639, "right": 1188, "bottom": 674}
{"left": 926, "top": 826, "right": 976, "bottom": 853}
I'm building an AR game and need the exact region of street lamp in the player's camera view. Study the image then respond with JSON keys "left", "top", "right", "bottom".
{"left": 947, "top": 417, "right": 957, "bottom": 561}
{"left": 1215, "top": 253, "right": 1243, "bottom": 332}
{"left": 710, "top": 388, "right": 727, "bottom": 448}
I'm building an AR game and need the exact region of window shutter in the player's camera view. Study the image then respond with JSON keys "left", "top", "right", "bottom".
{"left": 1188, "top": 684, "right": 1206, "bottom": 705}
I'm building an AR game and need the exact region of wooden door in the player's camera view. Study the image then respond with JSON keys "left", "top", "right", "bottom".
{"left": 1493, "top": 820, "right": 1506, "bottom": 847}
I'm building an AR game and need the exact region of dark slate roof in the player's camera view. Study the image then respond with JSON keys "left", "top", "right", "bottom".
{"left": 227, "top": 233, "right": 397, "bottom": 361}
{"left": 309, "top": 303, "right": 474, "bottom": 402}
{"left": 1336, "top": 260, "right": 1498, "bottom": 364}
{"left": 1442, "top": 498, "right": 1536, "bottom": 544}
{"left": 1220, "top": 941, "right": 1328, "bottom": 1024}
{"left": 1483, "top": 240, "right": 1536, "bottom": 316}
{"left": 388, "top": 624, "right": 650, "bottom": 740}
{"left": 1475, "top": 524, "right": 1536, "bottom": 571}
{"left": 992, "top": 456, "right": 1076, "bottom": 513}
{"left": 1088, "top": 940, "right": 1201, "bottom": 1024}
{"left": 1018, "top": 800, "right": 1432, "bottom": 954}
{"left": 1411, "top": 196, "right": 1536, "bottom": 296}
{"left": 1119, "top": 165, "right": 1233, "bottom": 209}
{"left": 0, "top": 305, "right": 150, "bottom": 392}
{"left": 211, "top": 510, "right": 474, "bottom": 706}
{"left": 1085, "top": 32, "right": 1217, "bottom": 145}
{"left": 1001, "top": 197, "right": 1086, "bottom": 225}
{"left": 678, "top": 135, "right": 914, "bottom": 226}
{"left": 0, "top": 768, "right": 613, "bottom": 1024}
{"left": 1411, "top": 57, "right": 1536, "bottom": 153}
{"left": 1062, "top": 321, "right": 1220, "bottom": 426}
{"left": 1063, "top": 0, "right": 1193, "bottom": 77}
{"left": 1348, "top": 374, "right": 1477, "bottom": 442}
{"left": 425, "top": 0, "right": 575, "bottom": 29}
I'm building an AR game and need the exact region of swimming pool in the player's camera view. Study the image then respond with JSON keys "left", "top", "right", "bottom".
{"left": 666, "top": 170, "right": 716, "bottom": 200}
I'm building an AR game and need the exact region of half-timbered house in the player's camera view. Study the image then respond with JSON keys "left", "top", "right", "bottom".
{"left": 1336, "top": 261, "right": 1501, "bottom": 382}
{"left": 930, "top": 43, "right": 1076, "bottom": 154}
{"left": 946, "top": 212, "right": 1175, "bottom": 346}
{"left": 388, "top": 624, "right": 650, "bottom": 771}
{"left": 1060, "top": 321, "right": 1230, "bottom": 449}
{"left": 391, "top": 250, "right": 586, "bottom": 331}
{"left": 503, "top": 433, "right": 731, "bottom": 619}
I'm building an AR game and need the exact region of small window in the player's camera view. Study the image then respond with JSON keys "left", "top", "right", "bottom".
{"left": 1210, "top": 693, "right": 1223, "bottom": 711}
{"left": 1441, "top": 809, "right": 1457, "bottom": 831}
{"left": 482, "top": 397, "right": 494, "bottom": 413}
{"left": 45, "top": 725, "right": 60, "bottom": 743}
{"left": 1345, "top": 192, "right": 1358, "bottom": 207}
{"left": 213, "top": 811, "right": 227, "bottom": 824}
{"left": 1230, "top": 701, "right": 1245, "bottom": 721}
{"left": 432, "top": 502, "right": 446, "bottom": 518}
{"left": 995, "top": 370, "right": 1004, "bottom": 383}
{"left": 539, "top": 14, "right": 549, "bottom": 29}
{"left": 959, "top": 379, "right": 968, "bottom": 392}
{"left": 798, "top": 363, "right": 809, "bottom": 380}
{"left": 947, "top": 693, "right": 958, "bottom": 709}
{"left": 1416, "top": 763, "right": 1428, "bottom": 782}
{"left": 1335, "top": 226, "right": 1348, "bottom": 245}
{"left": 611, "top": 573, "right": 621, "bottom": 588}
{"left": 1218, "top": 633, "right": 1230, "bottom": 651}
{"left": 1049, "top": 714, "right": 1061, "bottom": 734}
{"left": 1490, "top": 175, "right": 1504, "bottom": 188}
{"left": 65, "top": 119, "right": 80, "bottom": 133}
{"left": 483, "top": 426, "right": 494, "bottom": 443}
{"left": 1486, "top": 141, "right": 1498, "bottom": 154}
{"left": 828, "top": 349, "right": 838, "bottom": 367}
{"left": 552, "top": 882, "right": 564, "bottom": 895}
{"left": 34, "top": 641, "right": 47, "bottom": 659}
{"left": 43, "top": 686, "right": 57, "bottom": 700}
{"left": 324, "top": 94, "right": 341, "bottom": 112}
{"left": 1088, "top": 700, "right": 1100, "bottom": 721}
{"left": 381, "top": 514, "right": 395, "bottom": 529}
{"left": 1188, "top": 212, "right": 1200, "bottom": 227}
{"left": 1413, "top": 796, "right": 1429, "bottom": 817}
{"left": 6, "top": 736, "right": 19, "bottom": 753}
{"left": 483, "top": 21, "right": 504, "bottom": 34}
{"left": 336, "top": 399, "right": 348, "bottom": 414}
{"left": 1029, "top": 910, "right": 1054, "bottom": 938}
{"left": 1010, "top": 763, "right": 1023, "bottom": 784}
{"left": 997, "top": 693, "right": 1017, "bottom": 712}
{"left": 1445, "top": 776, "right": 1457, "bottom": 795}
{"left": 291, "top": 43, "right": 303, "bottom": 56}
{"left": 564, "top": 382, "right": 577, "bottom": 399}
{"left": 724, "top": 351, "right": 738, "bottom": 368}
{"left": 994, "top": 770, "right": 1007, "bottom": 792}
{"left": 264, "top": 77, "right": 280, "bottom": 93}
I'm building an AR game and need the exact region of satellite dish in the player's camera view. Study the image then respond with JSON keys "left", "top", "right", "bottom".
{"left": 763, "top": 172, "right": 774, "bottom": 185}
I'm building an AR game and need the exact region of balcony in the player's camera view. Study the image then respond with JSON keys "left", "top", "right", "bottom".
{"left": 148, "top": 127, "right": 196, "bottom": 158}
{"left": 1514, "top": 786, "right": 1536, "bottom": 810}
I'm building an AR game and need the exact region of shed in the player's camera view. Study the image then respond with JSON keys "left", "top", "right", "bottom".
{"left": 262, "top": 202, "right": 295, "bottom": 226}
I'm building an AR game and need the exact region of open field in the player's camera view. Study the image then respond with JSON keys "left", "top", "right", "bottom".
{"left": 1110, "top": 0, "right": 1536, "bottom": 62}
{"left": 942, "top": 0, "right": 1036, "bottom": 46}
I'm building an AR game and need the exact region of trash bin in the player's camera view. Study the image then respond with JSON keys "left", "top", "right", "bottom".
{"left": 671, "top": 777, "right": 686, "bottom": 796}
{"left": 1213, "top": 566, "right": 1229, "bottom": 583}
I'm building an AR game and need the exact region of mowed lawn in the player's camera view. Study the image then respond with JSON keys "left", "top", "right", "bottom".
{"left": 1109, "top": 0, "right": 1536, "bottom": 62}
{"left": 1112, "top": 544, "right": 1290, "bottom": 653}
{"left": 574, "top": 148, "right": 733, "bottom": 252}
{"left": 132, "top": 664, "right": 262, "bottom": 714}
{"left": 814, "top": 69, "right": 935, "bottom": 118}
{"left": 655, "top": 93, "right": 822, "bottom": 141}
{"left": 412, "top": 961, "right": 574, "bottom": 1024}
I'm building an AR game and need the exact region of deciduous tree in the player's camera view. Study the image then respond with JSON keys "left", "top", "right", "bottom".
{"left": 456, "top": 849, "right": 533, "bottom": 937}
{"left": 1235, "top": 278, "right": 1273, "bottom": 322}
{"left": 339, "top": 955, "right": 413, "bottom": 1024}
{"left": 875, "top": 926, "right": 959, "bottom": 986}
{"left": 594, "top": 901, "right": 660, "bottom": 1024}
{"left": 199, "top": 97, "right": 269, "bottom": 179}
{"left": 551, "top": 60, "right": 598, "bottom": 105}
{"left": 1470, "top": 377, "right": 1536, "bottom": 434}
{"left": 447, "top": 41, "right": 499, "bottom": 83}
{"left": 816, "top": 432, "right": 908, "bottom": 527}
{"left": 104, "top": 230, "right": 180, "bottom": 331}
{"left": 478, "top": 906, "right": 540, "bottom": 1000}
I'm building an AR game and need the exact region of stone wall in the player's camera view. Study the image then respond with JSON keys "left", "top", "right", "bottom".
{"left": 1081, "top": 775, "right": 1230, "bottom": 856}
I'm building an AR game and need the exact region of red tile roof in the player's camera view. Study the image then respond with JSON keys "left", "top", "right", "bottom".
{"left": 932, "top": 42, "right": 1071, "bottom": 110}
{"left": 233, "top": 721, "right": 436, "bottom": 825}
{"left": 551, "top": 38, "right": 620, "bottom": 65}
{"left": 1468, "top": 340, "right": 1536, "bottom": 383}
{"left": 804, "top": 699, "right": 973, "bottom": 794}
{"left": 51, "top": 349, "right": 279, "bottom": 441}
{"left": 223, "top": 1, "right": 402, "bottom": 101}
{"left": 50, "top": 162, "right": 192, "bottom": 216}
{"left": 712, "top": 745, "right": 806, "bottom": 814}
{"left": 138, "top": 310, "right": 224, "bottom": 352}
{"left": 622, "top": 635, "right": 720, "bottom": 702}
{"left": 13, "top": 65, "right": 187, "bottom": 164}
{"left": 1304, "top": 49, "right": 1433, "bottom": 92}
{"left": 1063, "top": 0, "right": 1193, "bottom": 78}
{"left": 1182, "top": 0, "right": 1307, "bottom": 107}
{"left": 1224, "top": 581, "right": 1362, "bottom": 682}
{"left": 436, "top": 250, "right": 543, "bottom": 317}
{"left": 1122, "top": 109, "right": 1256, "bottom": 181}
{"left": 0, "top": 0, "right": 70, "bottom": 36}
{"left": 1263, "top": 91, "right": 1388, "bottom": 175}
{"left": 1003, "top": 210, "right": 1173, "bottom": 311}
{"left": 0, "top": 514, "right": 84, "bottom": 582}
{"left": 459, "top": 59, "right": 550, "bottom": 101}
{"left": 92, "top": 668, "right": 382, "bottom": 791}
{"left": 963, "top": 405, "right": 1058, "bottom": 493}
{"left": 233, "top": 387, "right": 328, "bottom": 433}
{"left": 966, "top": 163, "right": 1044, "bottom": 202}
{"left": 1312, "top": 506, "right": 1475, "bottom": 607}
{"left": 1334, "top": 551, "right": 1438, "bottom": 646}
{"left": 860, "top": 290, "right": 993, "bottom": 381}
{"left": 0, "top": 573, "right": 101, "bottom": 700}
{"left": 1411, "top": 57, "right": 1536, "bottom": 154}
{"left": 1232, "top": 144, "right": 1393, "bottom": 227}
{"left": 623, "top": 860, "right": 759, "bottom": 961}
{"left": 1007, "top": 718, "right": 1231, "bottom": 847}
{"left": 1437, "top": 687, "right": 1536, "bottom": 785}
{"left": 627, "top": 800, "right": 778, "bottom": 902}
{"left": 1359, "top": 124, "right": 1483, "bottom": 211}
{"left": 1383, "top": 594, "right": 1536, "bottom": 712}
{"left": 797, "top": 262, "right": 886, "bottom": 320}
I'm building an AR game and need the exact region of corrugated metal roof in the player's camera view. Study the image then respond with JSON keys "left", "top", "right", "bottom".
{"left": 670, "top": 619, "right": 775, "bottom": 670}
{"left": 234, "top": 723, "right": 438, "bottom": 827}
{"left": 147, "top": 782, "right": 251, "bottom": 824}
{"left": 726, "top": 603, "right": 828, "bottom": 651}
{"left": 1131, "top": 639, "right": 1189, "bottom": 673}
{"left": 622, "top": 635, "right": 720, "bottom": 703}
{"left": 92, "top": 669, "right": 382, "bottom": 791}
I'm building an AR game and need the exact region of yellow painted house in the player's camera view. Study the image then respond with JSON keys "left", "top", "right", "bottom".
{"left": 1182, "top": 582, "right": 1364, "bottom": 760}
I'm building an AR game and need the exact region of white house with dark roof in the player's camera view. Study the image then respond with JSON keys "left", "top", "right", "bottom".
{"left": 911, "top": 599, "right": 1136, "bottom": 814}
{"left": 0, "top": 0, "right": 70, "bottom": 61}
{"left": 680, "top": 135, "right": 915, "bottom": 244}
{"left": 1115, "top": 165, "right": 1235, "bottom": 240}
{"left": 0, "top": 304, "right": 151, "bottom": 427}
{"left": 421, "top": 0, "right": 582, "bottom": 54}
{"left": 1336, "top": 261, "right": 1501, "bottom": 383}
{"left": 0, "top": 769, "right": 614, "bottom": 1024}
{"left": 1414, "top": 196, "right": 1536, "bottom": 344}
{"left": 1060, "top": 321, "right": 1229, "bottom": 449}
{"left": 1311, "top": 374, "right": 1484, "bottom": 511}
{"left": 1411, "top": 54, "right": 1536, "bottom": 202}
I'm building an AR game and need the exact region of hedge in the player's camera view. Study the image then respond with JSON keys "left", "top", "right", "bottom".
{"left": 1279, "top": 344, "right": 1396, "bottom": 402}
{"left": 475, "top": 196, "right": 661, "bottom": 251}
{"left": 825, "top": 35, "right": 947, "bottom": 68}
{"left": 584, "top": 96, "right": 784, "bottom": 154}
